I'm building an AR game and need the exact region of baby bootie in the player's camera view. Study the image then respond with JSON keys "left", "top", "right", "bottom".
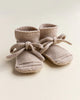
{"left": 7, "top": 26, "right": 45, "bottom": 73}
{"left": 39, "top": 24, "right": 73, "bottom": 66}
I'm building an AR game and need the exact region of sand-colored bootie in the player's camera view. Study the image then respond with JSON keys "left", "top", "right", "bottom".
{"left": 7, "top": 26, "right": 45, "bottom": 73}
{"left": 39, "top": 24, "right": 73, "bottom": 66}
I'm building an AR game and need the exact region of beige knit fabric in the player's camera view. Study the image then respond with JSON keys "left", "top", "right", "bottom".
{"left": 7, "top": 26, "right": 44, "bottom": 73}
{"left": 39, "top": 24, "right": 73, "bottom": 65}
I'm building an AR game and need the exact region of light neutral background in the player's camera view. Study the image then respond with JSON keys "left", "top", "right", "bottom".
{"left": 0, "top": 0, "right": 80, "bottom": 100}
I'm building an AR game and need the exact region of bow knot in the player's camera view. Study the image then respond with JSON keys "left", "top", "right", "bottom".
{"left": 53, "top": 37, "right": 57, "bottom": 44}
{"left": 7, "top": 41, "right": 45, "bottom": 61}
{"left": 25, "top": 41, "right": 34, "bottom": 50}
{"left": 40, "top": 34, "right": 72, "bottom": 54}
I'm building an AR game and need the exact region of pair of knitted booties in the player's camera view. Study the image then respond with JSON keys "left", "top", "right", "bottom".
{"left": 7, "top": 23, "right": 73, "bottom": 73}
